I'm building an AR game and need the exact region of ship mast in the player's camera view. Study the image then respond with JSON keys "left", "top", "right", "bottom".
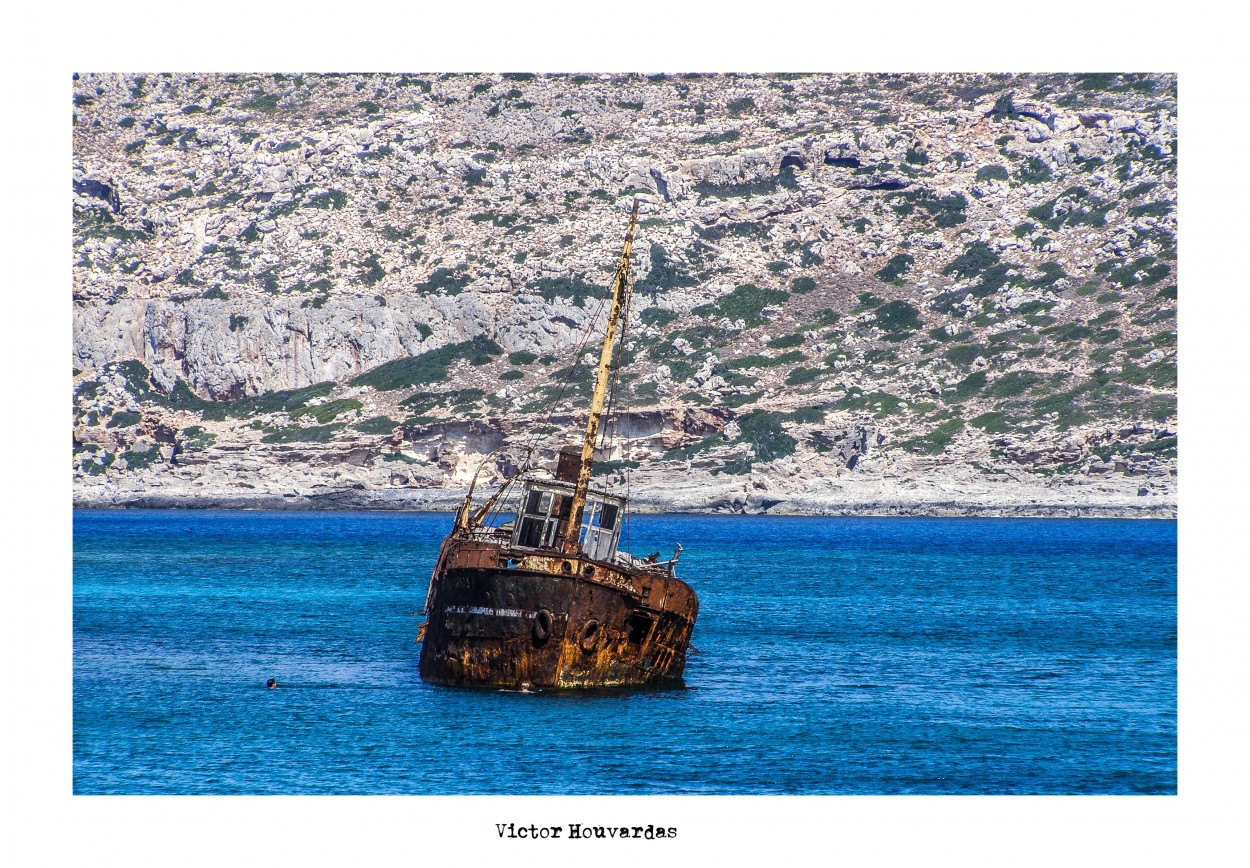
{"left": 561, "top": 199, "right": 639, "bottom": 554}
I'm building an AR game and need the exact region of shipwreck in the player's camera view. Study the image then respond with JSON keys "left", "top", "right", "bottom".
{"left": 417, "top": 201, "right": 699, "bottom": 688}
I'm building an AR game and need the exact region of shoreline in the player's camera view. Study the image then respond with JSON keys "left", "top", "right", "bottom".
{"left": 72, "top": 489, "right": 1177, "bottom": 519}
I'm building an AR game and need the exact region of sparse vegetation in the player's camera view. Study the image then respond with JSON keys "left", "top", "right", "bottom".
{"left": 189, "top": 382, "right": 337, "bottom": 421}
{"left": 72, "top": 73, "right": 1175, "bottom": 499}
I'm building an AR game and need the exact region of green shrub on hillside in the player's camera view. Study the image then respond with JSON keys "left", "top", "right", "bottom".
{"left": 398, "top": 391, "right": 440, "bottom": 412}
{"left": 768, "top": 333, "right": 805, "bottom": 349}
{"left": 242, "top": 92, "right": 281, "bottom": 113}
{"left": 875, "top": 254, "right": 914, "bottom": 285}
{"left": 945, "top": 345, "right": 985, "bottom": 365}
{"left": 355, "top": 416, "right": 400, "bottom": 435}
{"left": 639, "top": 307, "right": 678, "bottom": 328}
{"left": 260, "top": 423, "right": 346, "bottom": 443}
{"left": 832, "top": 389, "right": 905, "bottom": 417}
{"left": 875, "top": 300, "right": 923, "bottom": 339}
{"left": 532, "top": 274, "right": 607, "bottom": 306}
{"left": 886, "top": 189, "right": 967, "bottom": 227}
{"left": 853, "top": 292, "right": 884, "bottom": 312}
{"left": 106, "top": 410, "right": 142, "bottom": 428}
{"left": 901, "top": 416, "right": 965, "bottom": 454}
{"left": 200, "top": 382, "right": 335, "bottom": 420}
{"left": 120, "top": 445, "right": 162, "bottom": 470}
{"left": 305, "top": 189, "right": 347, "bottom": 210}
{"left": 975, "top": 165, "right": 1010, "bottom": 182}
{"left": 797, "top": 309, "right": 840, "bottom": 332}
{"left": 691, "top": 129, "right": 741, "bottom": 146}
{"left": 351, "top": 337, "right": 503, "bottom": 391}
{"left": 662, "top": 435, "right": 721, "bottom": 462}
{"left": 735, "top": 410, "right": 796, "bottom": 461}
{"left": 1043, "top": 323, "right": 1094, "bottom": 343}
{"left": 970, "top": 411, "right": 1013, "bottom": 433}
{"left": 948, "top": 371, "right": 988, "bottom": 400}
{"left": 788, "top": 405, "right": 827, "bottom": 424}
{"left": 106, "top": 360, "right": 161, "bottom": 400}
{"left": 643, "top": 244, "right": 698, "bottom": 292}
{"left": 986, "top": 370, "right": 1040, "bottom": 398}
{"left": 785, "top": 367, "right": 821, "bottom": 385}
{"left": 415, "top": 267, "right": 471, "bottom": 295}
{"left": 693, "top": 284, "right": 789, "bottom": 325}
{"left": 358, "top": 254, "right": 385, "bottom": 286}
{"left": 1030, "top": 388, "right": 1094, "bottom": 430}
{"left": 724, "top": 350, "right": 805, "bottom": 370}
{"left": 179, "top": 425, "right": 216, "bottom": 450}
{"left": 693, "top": 168, "right": 799, "bottom": 199}
{"left": 291, "top": 398, "right": 362, "bottom": 424}
{"left": 1031, "top": 261, "right": 1067, "bottom": 289}
{"left": 943, "top": 241, "right": 998, "bottom": 279}
{"left": 1016, "top": 156, "right": 1052, "bottom": 184}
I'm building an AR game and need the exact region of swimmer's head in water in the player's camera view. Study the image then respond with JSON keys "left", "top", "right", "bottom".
{"left": 266, "top": 678, "right": 277, "bottom": 689}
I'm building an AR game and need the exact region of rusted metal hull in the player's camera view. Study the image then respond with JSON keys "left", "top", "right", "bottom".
{"left": 418, "top": 538, "right": 698, "bottom": 689}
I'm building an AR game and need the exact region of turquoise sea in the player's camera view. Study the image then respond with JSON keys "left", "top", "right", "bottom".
{"left": 73, "top": 510, "right": 1176, "bottom": 794}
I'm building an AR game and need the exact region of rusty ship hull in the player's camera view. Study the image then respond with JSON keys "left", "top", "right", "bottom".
{"left": 419, "top": 537, "right": 697, "bottom": 688}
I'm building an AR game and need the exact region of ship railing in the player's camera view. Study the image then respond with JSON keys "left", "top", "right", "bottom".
{"left": 613, "top": 551, "right": 675, "bottom": 575}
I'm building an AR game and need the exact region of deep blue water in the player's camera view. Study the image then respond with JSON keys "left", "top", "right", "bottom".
{"left": 73, "top": 510, "right": 1176, "bottom": 795}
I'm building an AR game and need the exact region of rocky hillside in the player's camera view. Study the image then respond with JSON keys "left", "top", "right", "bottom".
{"left": 72, "top": 72, "right": 1177, "bottom": 516}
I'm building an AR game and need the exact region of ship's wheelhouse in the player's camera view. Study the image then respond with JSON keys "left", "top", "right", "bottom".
{"left": 511, "top": 478, "right": 623, "bottom": 561}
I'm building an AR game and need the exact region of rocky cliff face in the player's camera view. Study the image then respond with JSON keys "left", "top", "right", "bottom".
{"left": 72, "top": 73, "right": 1177, "bottom": 515}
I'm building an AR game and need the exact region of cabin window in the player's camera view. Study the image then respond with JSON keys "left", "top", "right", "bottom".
{"left": 525, "top": 489, "right": 551, "bottom": 515}
{"left": 512, "top": 483, "right": 624, "bottom": 559}
{"left": 516, "top": 516, "right": 545, "bottom": 548}
{"left": 599, "top": 503, "right": 618, "bottom": 531}
{"left": 578, "top": 496, "right": 622, "bottom": 561}
{"left": 514, "top": 486, "right": 569, "bottom": 550}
